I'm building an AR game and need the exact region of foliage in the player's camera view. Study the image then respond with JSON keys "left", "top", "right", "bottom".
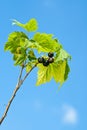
{"left": 4, "top": 18, "right": 71, "bottom": 88}
{"left": 12, "top": 18, "right": 38, "bottom": 32}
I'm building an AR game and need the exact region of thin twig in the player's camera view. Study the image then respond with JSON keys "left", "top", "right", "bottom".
{"left": 18, "top": 66, "right": 24, "bottom": 83}
{"left": 22, "top": 63, "right": 37, "bottom": 83}
{"left": 0, "top": 67, "right": 23, "bottom": 124}
{"left": 0, "top": 63, "right": 37, "bottom": 125}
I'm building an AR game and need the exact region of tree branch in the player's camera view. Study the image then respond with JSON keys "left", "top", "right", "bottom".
{"left": 0, "top": 63, "right": 37, "bottom": 125}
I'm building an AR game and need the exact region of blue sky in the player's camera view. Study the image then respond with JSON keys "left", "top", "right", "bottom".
{"left": 0, "top": 0, "right": 87, "bottom": 130}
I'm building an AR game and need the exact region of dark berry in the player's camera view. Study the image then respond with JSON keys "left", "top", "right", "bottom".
{"left": 43, "top": 60, "right": 49, "bottom": 66}
{"left": 48, "top": 57, "right": 54, "bottom": 63}
{"left": 48, "top": 52, "right": 54, "bottom": 58}
{"left": 38, "top": 57, "right": 45, "bottom": 63}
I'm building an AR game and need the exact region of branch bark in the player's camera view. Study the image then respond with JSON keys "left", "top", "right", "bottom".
{"left": 0, "top": 63, "right": 37, "bottom": 125}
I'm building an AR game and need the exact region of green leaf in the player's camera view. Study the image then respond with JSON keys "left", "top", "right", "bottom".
{"left": 4, "top": 31, "right": 29, "bottom": 53}
{"left": 28, "top": 49, "right": 36, "bottom": 61}
{"left": 4, "top": 18, "right": 71, "bottom": 87}
{"left": 36, "top": 64, "right": 53, "bottom": 86}
{"left": 64, "top": 61, "right": 70, "bottom": 80}
{"left": 51, "top": 61, "right": 66, "bottom": 83}
{"left": 12, "top": 18, "right": 38, "bottom": 32}
{"left": 33, "top": 32, "right": 61, "bottom": 53}
{"left": 36, "top": 60, "right": 69, "bottom": 87}
{"left": 55, "top": 48, "right": 71, "bottom": 62}
{"left": 26, "top": 62, "right": 32, "bottom": 72}
{"left": 13, "top": 48, "right": 27, "bottom": 66}
{"left": 14, "top": 55, "right": 26, "bottom": 66}
{"left": 33, "top": 32, "right": 53, "bottom": 43}
{"left": 4, "top": 32, "right": 28, "bottom": 66}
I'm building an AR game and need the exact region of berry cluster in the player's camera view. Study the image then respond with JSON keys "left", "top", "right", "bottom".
{"left": 38, "top": 52, "right": 54, "bottom": 66}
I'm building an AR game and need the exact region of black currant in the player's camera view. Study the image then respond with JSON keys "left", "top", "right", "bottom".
{"left": 48, "top": 52, "right": 54, "bottom": 58}
{"left": 48, "top": 57, "right": 54, "bottom": 63}
{"left": 38, "top": 57, "right": 45, "bottom": 63}
{"left": 43, "top": 60, "right": 49, "bottom": 66}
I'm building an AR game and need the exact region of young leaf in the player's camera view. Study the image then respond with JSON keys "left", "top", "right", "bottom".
{"left": 55, "top": 48, "right": 71, "bottom": 62}
{"left": 14, "top": 53, "right": 26, "bottom": 66}
{"left": 4, "top": 18, "right": 71, "bottom": 88}
{"left": 36, "top": 60, "right": 69, "bottom": 87}
{"left": 33, "top": 32, "right": 61, "bottom": 53}
{"left": 26, "top": 63, "right": 32, "bottom": 72}
{"left": 36, "top": 64, "right": 53, "bottom": 86}
{"left": 64, "top": 61, "right": 70, "bottom": 80}
{"left": 33, "top": 32, "right": 53, "bottom": 43}
{"left": 12, "top": 18, "right": 38, "bottom": 32}
{"left": 51, "top": 61, "right": 66, "bottom": 83}
{"left": 28, "top": 49, "right": 36, "bottom": 61}
{"left": 4, "top": 31, "right": 29, "bottom": 53}
{"left": 13, "top": 47, "right": 27, "bottom": 66}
